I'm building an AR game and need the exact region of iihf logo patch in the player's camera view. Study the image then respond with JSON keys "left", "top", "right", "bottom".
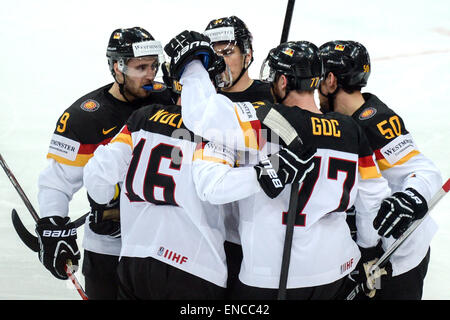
{"left": 358, "top": 107, "right": 377, "bottom": 120}
{"left": 80, "top": 99, "right": 100, "bottom": 112}
{"left": 157, "top": 247, "right": 165, "bottom": 256}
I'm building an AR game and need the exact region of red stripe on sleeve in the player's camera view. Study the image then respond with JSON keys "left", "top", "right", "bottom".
{"left": 359, "top": 155, "right": 377, "bottom": 168}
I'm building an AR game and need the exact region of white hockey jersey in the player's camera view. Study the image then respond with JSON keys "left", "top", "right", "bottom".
{"left": 37, "top": 84, "right": 173, "bottom": 256}
{"left": 181, "top": 61, "right": 391, "bottom": 288}
{"left": 352, "top": 93, "right": 443, "bottom": 276}
{"left": 83, "top": 103, "right": 228, "bottom": 287}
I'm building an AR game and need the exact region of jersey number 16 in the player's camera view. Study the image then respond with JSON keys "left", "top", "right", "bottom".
{"left": 125, "top": 139, "right": 183, "bottom": 206}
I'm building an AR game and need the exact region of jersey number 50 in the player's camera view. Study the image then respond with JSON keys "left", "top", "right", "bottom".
{"left": 125, "top": 139, "right": 183, "bottom": 206}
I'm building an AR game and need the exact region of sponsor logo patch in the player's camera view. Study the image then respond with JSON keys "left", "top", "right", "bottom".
{"left": 48, "top": 134, "right": 80, "bottom": 161}
{"left": 234, "top": 102, "right": 258, "bottom": 122}
{"left": 80, "top": 99, "right": 100, "bottom": 112}
{"left": 380, "top": 133, "right": 416, "bottom": 165}
{"left": 340, "top": 258, "right": 354, "bottom": 274}
{"left": 132, "top": 40, "right": 162, "bottom": 57}
{"left": 203, "top": 26, "right": 235, "bottom": 42}
{"left": 358, "top": 107, "right": 377, "bottom": 120}
{"left": 203, "top": 142, "right": 235, "bottom": 165}
{"left": 157, "top": 246, "right": 188, "bottom": 265}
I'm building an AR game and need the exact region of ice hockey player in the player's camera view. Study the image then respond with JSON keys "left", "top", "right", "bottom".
{"left": 165, "top": 30, "right": 392, "bottom": 299}
{"left": 319, "top": 40, "right": 443, "bottom": 299}
{"left": 35, "top": 27, "right": 172, "bottom": 299}
{"left": 81, "top": 54, "right": 299, "bottom": 299}
{"left": 203, "top": 15, "right": 275, "bottom": 297}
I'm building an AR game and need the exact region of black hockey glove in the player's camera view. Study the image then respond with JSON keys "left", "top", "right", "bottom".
{"left": 87, "top": 185, "right": 121, "bottom": 238}
{"left": 35, "top": 216, "right": 80, "bottom": 280}
{"left": 164, "top": 30, "right": 217, "bottom": 80}
{"left": 349, "top": 243, "right": 388, "bottom": 298}
{"left": 373, "top": 188, "right": 428, "bottom": 239}
{"left": 254, "top": 146, "right": 316, "bottom": 199}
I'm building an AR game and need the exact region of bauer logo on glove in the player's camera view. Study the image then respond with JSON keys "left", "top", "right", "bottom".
{"left": 41, "top": 228, "right": 77, "bottom": 238}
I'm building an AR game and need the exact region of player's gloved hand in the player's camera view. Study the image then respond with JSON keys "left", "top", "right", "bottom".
{"left": 349, "top": 243, "right": 387, "bottom": 298}
{"left": 373, "top": 188, "right": 428, "bottom": 239}
{"left": 87, "top": 185, "right": 121, "bottom": 238}
{"left": 35, "top": 216, "right": 80, "bottom": 280}
{"left": 164, "top": 30, "right": 216, "bottom": 80}
{"left": 254, "top": 146, "right": 316, "bottom": 199}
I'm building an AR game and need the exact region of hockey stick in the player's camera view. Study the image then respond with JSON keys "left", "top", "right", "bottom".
{"left": 280, "top": 0, "right": 296, "bottom": 44}
{"left": 11, "top": 209, "right": 89, "bottom": 252}
{"left": 255, "top": 96, "right": 304, "bottom": 301}
{"left": 278, "top": 180, "right": 300, "bottom": 300}
{"left": 277, "top": 0, "right": 297, "bottom": 300}
{"left": 11, "top": 209, "right": 39, "bottom": 252}
{"left": 345, "top": 177, "right": 450, "bottom": 300}
{"left": 0, "top": 153, "right": 88, "bottom": 300}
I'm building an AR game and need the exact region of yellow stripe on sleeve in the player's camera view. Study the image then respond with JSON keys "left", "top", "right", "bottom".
{"left": 377, "top": 150, "right": 421, "bottom": 171}
{"left": 111, "top": 132, "right": 133, "bottom": 148}
{"left": 193, "top": 149, "right": 233, "bottom": 167}
{"left": 47, "top": 153, "right": 93, "bottom": 167}
{"left": 233, "top": 107, "right": 259, "bottom": 150}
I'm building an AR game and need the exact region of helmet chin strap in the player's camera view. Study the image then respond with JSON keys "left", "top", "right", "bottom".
{"left": 228, "top": 53, "right": 253, "bottom": 89}
{"left": 272, "top": 84, "right": 289, "bottom": 103}
{"left": 271, "top": 74, "right": 290, "bottom": 104}
{"left": 117, "top": 75, "right": 133, "bottom": 104}
{"left": 319, "top": 84, "right": 339, "bottom": 112}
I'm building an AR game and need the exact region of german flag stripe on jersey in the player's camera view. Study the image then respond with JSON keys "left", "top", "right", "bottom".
{"left": 233, "top": 106, "right": 264, "bottom": 150}
{"left": 111, "top": 125, "right": 133, "bottom": 148}
{"left": 47, "top": 137, "right": 113, "bottom": 167}
{"left": 374, "top": 149, "right": 421, "bottom": 171}
{"left": 358, "top": 155, "right": 382, "bottom": 179}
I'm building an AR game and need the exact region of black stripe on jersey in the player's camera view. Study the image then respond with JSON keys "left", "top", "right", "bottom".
{"left": 257, "top": 102, "right": 373, "bottom": 156}
{"left": 52, "top": 83, "right": 174, "bottom": 146}
{"left": 219, "top": 80, "right": 275, "bottom": 103}
{"left": 126, "top": 104, "right": 198, "bottom": 142}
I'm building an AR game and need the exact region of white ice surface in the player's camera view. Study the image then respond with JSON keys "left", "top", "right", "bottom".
{"left": 0, "top": 0, "right": 449, "bottom": 299}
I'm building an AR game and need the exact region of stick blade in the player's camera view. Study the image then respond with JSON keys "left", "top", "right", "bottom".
{"left": 11, "top": 209, "right": 40, "bottom": 252}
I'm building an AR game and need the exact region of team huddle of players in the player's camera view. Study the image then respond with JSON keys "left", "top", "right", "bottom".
{"left": 34, "top": 16, "right": 442, "bottom": 300}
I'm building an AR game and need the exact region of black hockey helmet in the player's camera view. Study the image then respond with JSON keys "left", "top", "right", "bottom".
{"left": 106, "top": 27, "right": 163, "bottom": 78}
{"left": 260, "top": 41, "right": 323, "bottom": 92}
{"left": 204, "top": 16, "right": 253, "bottom": 53}
{"left": 319, "top": 40, "right": 371, "bottom": 90}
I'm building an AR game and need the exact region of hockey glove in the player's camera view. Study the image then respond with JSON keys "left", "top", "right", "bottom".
{"left": 164, "top": 30, "right": 216, "bottom": 80}
{"left": 348, "top": 243, "right": 387, "bottom": 297}
{"left": 35, "top": 216, "right": 80, "bottom": 280}
{"left": 254, "top": 146, "right": 316, "bottom": 199}
{"left": 87, "top": 185, "right": 121, "bottom": 238}
{"left": 373, "top": 188, "right": 428, "bottom": 239}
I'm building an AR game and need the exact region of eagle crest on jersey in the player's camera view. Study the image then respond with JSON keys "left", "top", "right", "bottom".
{"left": 80, "top": 99, "right": 100, "bottom": 112}
{"left": 352, "top": 93, "right": 419, "bottom": 172}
